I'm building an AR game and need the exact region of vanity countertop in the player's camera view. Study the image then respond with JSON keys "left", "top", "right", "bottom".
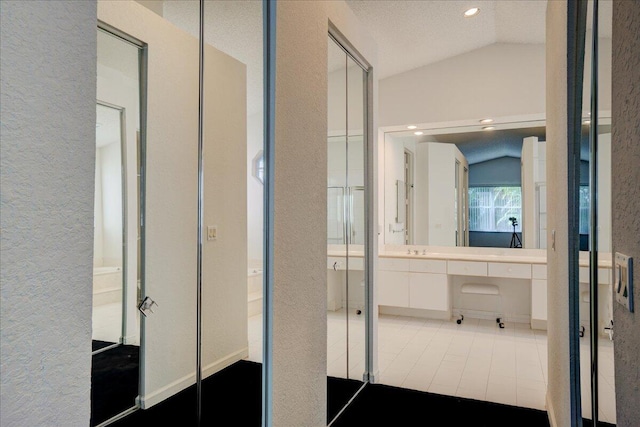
{"left": 326, "top": 249, "right": 613, "bottom": 268}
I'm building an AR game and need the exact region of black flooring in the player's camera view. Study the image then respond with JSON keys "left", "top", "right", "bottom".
{"left": 92, "top": 339, "right": 116, "bottom": 352}
{"left": 91, "top": 342, "right": 139, "bottom": 426}
{"left": 97, "top": 359, "right": 615, "bottom": 427}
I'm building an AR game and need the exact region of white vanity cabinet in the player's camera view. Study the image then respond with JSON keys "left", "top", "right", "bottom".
{"left": 408, "top": 259, "right": 449, "bottom": 311}
{"left": 408, "top": 273, "right": 448, "bottom": 311}
{"left": 531, "top": 264, "right": 547, "bottom": 329}
{"left": 378, "top": 258, "right": 410, "bottom": 307}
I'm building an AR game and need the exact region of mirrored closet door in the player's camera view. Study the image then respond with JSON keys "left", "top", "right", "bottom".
{"left": 91, "top": 26, "right": 143, "bottom": 426}
{"left": 327, "top": 33, "right": 370, "bottom": 424}
{"left": 579, "top": 0, "right": 616, "bottom": 424}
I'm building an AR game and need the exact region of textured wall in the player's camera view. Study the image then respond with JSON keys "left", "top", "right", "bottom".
{"left": 273, "top": 1, "right": 377, "bottom": 425}
{"left": 0, "top": 1, "right": 97, "bottom": 425}
{"left": 611, "top": 1, "right": 640, "bottom": 424}
{"left": 545, "top": 1, "right": 572, "bottom": 426}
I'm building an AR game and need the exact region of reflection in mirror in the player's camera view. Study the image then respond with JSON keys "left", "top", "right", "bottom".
{"left": 163, "top": 1, "right": 263, "bottom": 424}
{"left": 383, "top": 118, "right": 613, "bottom": 251}
{"left": 91, "top": 28, "right": 141, "bottom": 426}
{"left": 327, "top": 34, "right": 369, "bottom": 423}
{"left": 580, "top": 0, "right": 615, "bottom": 423}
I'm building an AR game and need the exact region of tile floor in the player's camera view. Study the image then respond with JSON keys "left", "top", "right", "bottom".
{"left": 92, "top": 302, "right": 123, "bottom": 343}
{"left": 95, "top": 303, "right": 616, "bottom": 424}
{"left": 246, "top": 310, "right": 616, "bottom": 425}
{"left": 92, "top": 301, "right": 140, "bottom": 346}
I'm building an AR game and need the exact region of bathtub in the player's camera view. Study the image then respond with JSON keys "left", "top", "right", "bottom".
{"left": 93, "top": 266, "right": 122, "bottom": 306}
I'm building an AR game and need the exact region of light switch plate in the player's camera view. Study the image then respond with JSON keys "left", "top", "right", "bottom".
{"left": 207, "top": 225, "right": 217, "bottom": 241}
{"left": 614, "top": 252, "right": 634, "bottom": 312}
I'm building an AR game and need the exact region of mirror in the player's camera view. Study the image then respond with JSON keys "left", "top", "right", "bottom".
{"left": 327, "top": 34, "right": 369, "bottom": 423}
{"left": 91, "top": 28, "right": 142, "bottom": 426}
{"left": 384, "top": 120, "right": 538, "bottom": 248}
{"left": 382, "top": 118, "right": 612, "bottom": 250}
{"left": 99, "top": 1, "right": 263, "bottom": 424}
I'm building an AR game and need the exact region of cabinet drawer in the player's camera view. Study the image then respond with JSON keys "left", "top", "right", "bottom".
{"left": 532, "top": 264, "right": 547, "bottom": 280}
{"left": 447, "top": 260, "right": 487, "bottom": 277}
{"left": 409, "top": 273, "right": 448, "bottom": 311}
{"left": 409, "top": 259, "right": 447, "bottom": 274}
{"left": 378, "top": 271, "right": 409, "bottom": 307}
{"left": 379, "top": 257, "right": 410, "bottom": 272}
{"left": 488, "top": 262, "right": 531, "bottom": 279}
{"left": 579, "top": 266, "right": 611, "bottom": 284}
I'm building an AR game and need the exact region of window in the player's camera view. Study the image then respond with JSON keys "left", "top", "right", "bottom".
{"left": 469, "top": 186, "right": 522, "bottom": 232}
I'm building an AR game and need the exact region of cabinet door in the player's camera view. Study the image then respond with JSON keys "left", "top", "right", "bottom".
{"left": 378, "top": 270, "right": 409, "bottom": 307}
{"left": 531, "top": 279, "right": 547, "bottom": 321}
{"left": 409, "top": 273, "right": 448, "bottom": 311}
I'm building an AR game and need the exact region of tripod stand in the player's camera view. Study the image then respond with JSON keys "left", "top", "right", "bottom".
{"left": 509, "top": 222, "right": 522, "bottom": 248}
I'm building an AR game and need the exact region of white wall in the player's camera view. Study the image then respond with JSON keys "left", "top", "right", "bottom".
{"left": 521, "top": 137, "right": 547, "bottom": 249}
{"left": 99, "top": 141, "right": 123, "bottom": 267}
{"left": 328, "top": 64, "right": 368, "bottom": 136}
{"left": 273, "top": 1, "right": 377, "bottom": 424}
{"left": 383, "top": 134, "right": 406, "bottom": 245}
{"left": 247, "top": 111, "right": 264, "bottom": 268}
{"left": 597, "top": 133, "right": 611, "bottom": 253}
{"left": 98, "top": 0, "right": 247, "bottom": 408}
{"left": 427, "top": 143, "right": 460, "bottom": 246}
{"left": 94, "top": 149, "right": 105, "bottom": 267}
{"left": 0, "top": 1, "right": 97, "bottom": 425}
{"left": 379, "top": 43, "right": 547, "bottom": 128}
{"left": 378, "top": 39, "right": 612, "bottom": 130}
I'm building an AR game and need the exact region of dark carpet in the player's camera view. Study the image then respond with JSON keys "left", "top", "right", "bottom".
{"left": 91, "top": 343, "right": 139, "bottom": 426}
{"left": 109, "top": 360, "right": 363, "bottom": 426}
{"left": 101, "top": 360, "right": 616, "bottom": 427}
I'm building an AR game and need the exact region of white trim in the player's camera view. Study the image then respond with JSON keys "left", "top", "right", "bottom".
{"left": 546, "top": 391, "right": 558, "bottom": 427}
{"left": 531, "top": 318, "right": 548, "bottom": 330}
{"left": 138, "top": 347, "right": 248, "bottom": 408}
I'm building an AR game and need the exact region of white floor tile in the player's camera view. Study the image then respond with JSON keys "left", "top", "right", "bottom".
{"left": 243, "top": 308, "right": 617, "bottom": 424}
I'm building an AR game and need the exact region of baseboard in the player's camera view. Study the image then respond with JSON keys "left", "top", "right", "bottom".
{"left": 327, "top": 298, "right": 341, "bottom": 312}
{"left": 379, "top": 305, "right": 450, "bottom": 320}
{"left": 122, "top": 334, "right": 139, "bottom": 345}
{"left": 138, "top": 347, "right": 249, "bottom": 409}
{"left": 531, "top": 318, "right": 548, "bottom": 330}
{"left": 546, "top": 391, "right": 557, "bottom": 427}
{"left": 202, "top": 347, "right": 249, "bottom": 379}
{"left": 138, "top": 372, "right": 193, "bottom": 409}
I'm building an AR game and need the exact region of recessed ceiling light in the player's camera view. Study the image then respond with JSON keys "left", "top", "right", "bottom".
{"left": 407, "top": 125, "right": 417, "bottom": 130}
{"left": 414, "top": 131, "right": 424, "bottom": 136}
{"left": 479, "top": 118, "right": 493, "bottom": 124}
{"left": 464, "top": 7, "right": 480, "bottom": 17}
{"left": 482, "top": 126, "right": 495, "bottom": 131}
